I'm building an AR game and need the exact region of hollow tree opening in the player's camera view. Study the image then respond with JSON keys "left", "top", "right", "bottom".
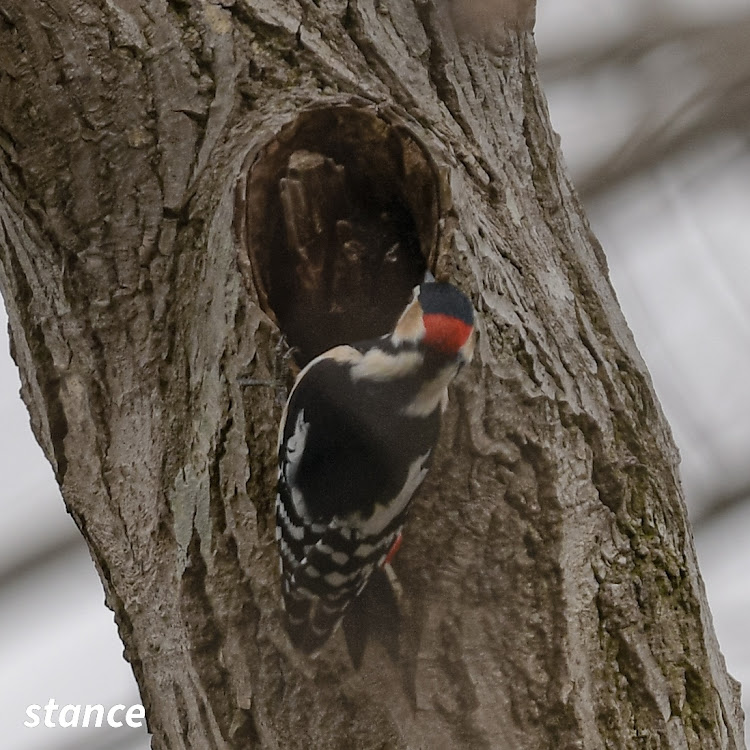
{"left": 237, "top": 105, "right": 440, "bottom": 364}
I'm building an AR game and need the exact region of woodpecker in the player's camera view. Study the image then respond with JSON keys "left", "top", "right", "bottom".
{"left": 275, "top": 279, "right": 475, "bottom": 654}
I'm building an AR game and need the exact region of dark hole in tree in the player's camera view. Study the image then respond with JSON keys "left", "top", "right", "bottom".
{"left": 238, "top": 106, "right": 438, "bottom": 365}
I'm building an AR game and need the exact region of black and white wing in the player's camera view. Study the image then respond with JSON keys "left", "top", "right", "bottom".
{"left": 275, "top": 347, "right": 437, "bottom": 653}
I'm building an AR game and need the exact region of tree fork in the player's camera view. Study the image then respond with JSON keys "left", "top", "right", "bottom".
{"left": 0, "top": 1, "right": 744, "bottom": 748}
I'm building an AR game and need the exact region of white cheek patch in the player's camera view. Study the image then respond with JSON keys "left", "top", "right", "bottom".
{"left": 403, "top": 363, "right": 460, "bottom": 417}
{"left": 391, "top": 298, "right": 426, "bottom": 346}
{"left": 350, "top": 349, "right": 423, "bottom": 381}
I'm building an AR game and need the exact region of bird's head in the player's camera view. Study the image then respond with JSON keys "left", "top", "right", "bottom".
{"left": 393, "top": 280, "right": 475, "bottom": 363}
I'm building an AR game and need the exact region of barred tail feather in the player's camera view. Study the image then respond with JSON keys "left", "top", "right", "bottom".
{"left": 284, "top": 593, "right": 350, "bottom": 654}
{"left": 279, "top": 523, "right": 398, "bottom": 653}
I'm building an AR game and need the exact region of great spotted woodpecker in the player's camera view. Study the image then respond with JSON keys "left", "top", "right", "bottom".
{"left": 275, "top": 280, "right": 475, "bottom": 653}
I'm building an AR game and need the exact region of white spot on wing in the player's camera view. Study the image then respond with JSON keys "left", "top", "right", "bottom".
{"left": 289, "top": 487, "right": 309, "bottom": 529}
{"left": 278, "top": 408, "right": 311, "bottom": 523}
{"left": 278, "top": 536, "right": 299, "bottom": 565}
{"left": 284, "top": 409, "right": 308, "bottom": 485}
{"left": 292, "top": 585, "right": 318, "bottom": 600}
{"left": 277, "top": 345, "right": 362, "bottom": 452}
{"left": 276, "top": 497, "right": 305, "bottom": 541}
{"left": 353, "top": 542, "right": 376, "bottom": 558}
{"left": 324, "top": 570, "right": 359, "bottom": 587}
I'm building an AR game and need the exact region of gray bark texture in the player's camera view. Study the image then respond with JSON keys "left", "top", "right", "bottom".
{"left": 0, "top": 0, "right": 745, "bottom": 748}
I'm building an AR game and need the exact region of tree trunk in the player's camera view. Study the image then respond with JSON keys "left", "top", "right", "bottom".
{"left": 0, "top": 1, "right": 744, "bottom": 748}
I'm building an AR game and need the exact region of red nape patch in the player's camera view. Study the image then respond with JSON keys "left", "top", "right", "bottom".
{"left": 383, "top": 533, "right": 403, "bottom": 566}
{"left": 423, "top": 313, "right": 473, "bottom": 354}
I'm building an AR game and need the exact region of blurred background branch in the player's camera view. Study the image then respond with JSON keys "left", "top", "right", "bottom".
{"left": 536, "top": 6, "right": 750, "bottom": 741}
{"left": 541, "top": 4, "right": 750, "bottom": 195}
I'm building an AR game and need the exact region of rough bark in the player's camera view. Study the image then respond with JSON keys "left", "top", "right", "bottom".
{"left": 0, "top": 1, "right": 744, "bottom": 749}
